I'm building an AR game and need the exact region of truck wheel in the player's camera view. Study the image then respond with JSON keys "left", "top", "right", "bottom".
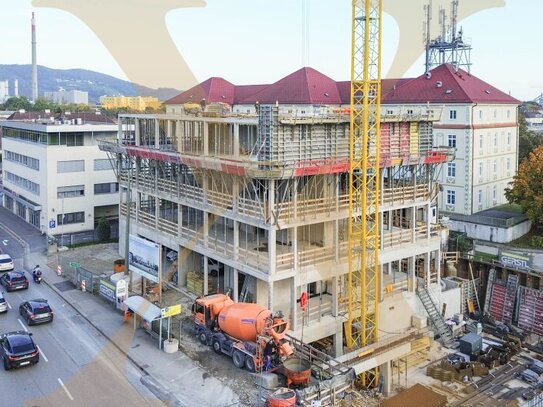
{"left": 245, "top": 356, "right": 256, "bottom": 373}
{"left": 232, "top": 350, "right": 245, "bottom": 369}
{"left": 212, "top": 339, "right": 222, "bottom": 354}
{"left": 198, "top": 331, "right": 207, "bottom": 345}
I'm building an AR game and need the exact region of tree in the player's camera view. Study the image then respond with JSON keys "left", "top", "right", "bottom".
{"left": 96, "top": 217, "right": 111, "bottom": 242}
{"left": 518, "top": 112, "right": 543, "bottom": 163}
{"left": 2, "top": 96, "right": 31, "bottom": 111}
{"left": 505, "top": 147, "right": 543, "bottom": 225}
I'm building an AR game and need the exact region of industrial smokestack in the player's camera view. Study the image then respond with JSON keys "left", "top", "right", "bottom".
{"left": 14, "top": 79, "right": 19, "bottom": 97}
{"left": 31, "top": 12, "right": 38, "bottom": 102}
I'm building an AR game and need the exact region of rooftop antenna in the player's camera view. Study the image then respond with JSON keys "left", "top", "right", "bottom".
{"left": 423, "top": 1, "right": 432, "bottom": 74}
{"left": 424, "top": 0, "right": 472, "bottom": 74}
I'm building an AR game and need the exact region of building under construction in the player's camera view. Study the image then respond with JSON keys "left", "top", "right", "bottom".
{"left": 100, "top": 66, "right": 456, "bottom": 385}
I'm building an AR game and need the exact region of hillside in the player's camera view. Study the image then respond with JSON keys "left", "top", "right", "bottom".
{"left": 0, "top": 65, "right": 181, "bottom": 104}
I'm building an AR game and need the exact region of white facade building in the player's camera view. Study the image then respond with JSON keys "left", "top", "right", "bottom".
{"left": 383, "top": 64, "right": 519, "bottom": 217}
{"left": 44, "top": 90, "right": 89, "bottom": 105}
{"left": 0, "top": 112, "right": 118, "bottom": 239}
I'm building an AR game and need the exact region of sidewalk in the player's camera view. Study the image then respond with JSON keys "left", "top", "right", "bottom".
{"left": 35, "top": 251, "right": 243, "bottom": 407}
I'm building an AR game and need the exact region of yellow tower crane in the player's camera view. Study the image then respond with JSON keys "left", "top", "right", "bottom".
{"left": 346, "top": 0, "right": 382, "bottom": 388}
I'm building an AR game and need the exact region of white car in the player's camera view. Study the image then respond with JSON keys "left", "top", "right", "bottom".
{"left": 0, "top": 254, "right": 14, "bottom": 272}
{"left": 0, "top": 292, "right": 7, "bottom": 313}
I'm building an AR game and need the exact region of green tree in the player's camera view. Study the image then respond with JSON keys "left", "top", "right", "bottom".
{"left": 2, "top": 96, "right": 32, "bottom": 111}
{"left": 505, "top": 147, "right": 543, "bottom": 225}
{"left": 518, "top": 113, "right": 541, "bottom": 162}
{"left": 96, "top": 217, "right": 111, "bottom": 242}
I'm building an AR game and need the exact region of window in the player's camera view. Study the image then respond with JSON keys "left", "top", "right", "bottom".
{"left": 407, "top": 109, "right": 413, "bottom": 115}
{"left": 447, "top": 190, "right": 456, "bottom": 205}
{"left": 493, "top": 109, "right": 497, "bottom": 119}
{"left": 447, "top": 163, "right": 456, "bottom": 177}
{"left": 448, "top": 134, "right": 456, "bottom": 148}
{"left": 4, "top": 151, "right": 39, "bottom": 170}
{"left": 94, "top": 159, "right": 113, "bottom": 171}
{"left": 479, "top": 163, "right": 483, "bottom": 176}
{"left": 5, "top": 172, "right": 40, "bottom": 195}
{"left": 479, "top": 110, "right": 483, "bottom": 120}
{"left": 57, "top": 185, "right": 85, "bottom": 198}
{"left": 57, "top": 160, "right": 84, "bottom": 173}
{"left": 57, "top": 211, "right": 85, "bottom": 225}
{"left": 493, "top": 160, "right": 497, "bottom": 173}
{"left": 507, "top": 133, "right": 511, "bottom": 146}
{"left": 506, "top": 158, "right": 511, "bottom": 171}
{"left": 386, "top": 109, "right": 394, "bottom": 115}
{"left": 449, "top": 110, "right": 457, "bottom": 120}
{"left": 478, "top": 190, "right": 483, "bottom": 204}
{"left": 494, "top": 134, "right": 498, "bottom": 147}
{"left": 493, "top": 186, "right": 497, "bottom": 199}
{"left": 479, "top": 135, "right": 483, "bottom": 149}
{"left": 94, "top": 182, "right": 119, "bottom": 194}
{"left": 507, "top": 110, "right": 511, "bottom": 119}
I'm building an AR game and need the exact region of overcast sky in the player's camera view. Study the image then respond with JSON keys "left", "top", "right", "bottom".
{"left": 0, "top": 0, "right": 539, "bottom": 101}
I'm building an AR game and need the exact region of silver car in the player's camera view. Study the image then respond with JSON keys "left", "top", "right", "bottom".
{"left": 0, "top": 292, "right": 8, "bottom": 313}
{"left": 0, "top": 254, "right": 14, "bottom": 272}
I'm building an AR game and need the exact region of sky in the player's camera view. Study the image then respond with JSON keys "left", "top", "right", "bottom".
{"left": 0, "top": 0, "right": 540, "bottom": 101}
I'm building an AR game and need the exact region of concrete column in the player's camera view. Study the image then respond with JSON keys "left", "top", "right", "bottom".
{"left": 268, "top": 180, "right": 276, "bottom": 277}
{"left": 427, "top": 202, "right": 431, "bottom": 238}
{"left": 434, "top": 250, "right": 441, "bottom": 287}
{"left": 176, "top": 120, "right": 182, "bottom": 153}
{"left": 203, "top": 212, "right": 209, "bottom": 248}
{"left": 233, "top": 123, "right": 240, "bottom": 159}
{"left": 409, "top": 256, "right": 416, "bottom": 292}
{"left": 380, "top": 360, "right": 392, "bottom": 396}
{"left": 154, "top": 118, "right": 160, "bottom": 148}
{"left": 290, "top": 277, "right": 298, "bottom": 331}
{"left": 233, "top": 269, "right": 239, "bottom": 302}
{"left": 425, "top": 252, "right": 430, "bottom": 287}
{"left": 155, "top": 196, "right": 160, "bottom": 230}
{"left": 333, "top": 327, "right": 344, "bottom": 358}
{"left": 233, "top": 220, "right": 239, "bottom": 261}
{"left": 268, "top": 280, "right": 274, "bottom": 311}
{"left": 178, "top": 246, "right": 190, "bottom": 288}
{"left": 203, "top": 121, "right": 209, "bottom": 156}
{"left": 331, "top": 276, "right": 339, "bottom": 316}
{"left": 293, "top": 178, "right": 298, "bottom": 221}
{"left": 292, "top": 226, "right": 298, "bottom": 272}
{"left": 135, "top": 118, "right": 141, "bottom": 145}
{"left": 203, "top": 255, "right": 209, "bottom": 295}
{"left": 411, "top": 207, "right": 416, "bottom": 242}
{"left": 232, "top": 178, "right": 239, "bottom": 213}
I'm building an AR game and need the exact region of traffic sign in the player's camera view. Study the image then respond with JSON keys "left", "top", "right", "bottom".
{"left": 161, "top": 304, "right": 182, "bottom": 318}
{"left": 49, "top": 220, "right": 56, "bottom": 228}
{"left": 69, "top": 262, "right": 80, "bottom": 268}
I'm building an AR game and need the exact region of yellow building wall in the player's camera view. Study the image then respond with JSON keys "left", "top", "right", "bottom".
{"left": 99, "top": 96, "right": 162, "bottom": 111}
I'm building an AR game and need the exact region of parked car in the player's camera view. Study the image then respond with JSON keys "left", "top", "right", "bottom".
{"left": 19, "top": 299, "right": 54, "bottom": 325}
{"left": 0, "top": 292, "right": 7, "bottom": 313}
{"left": 0, "top": 331, "right": 39, "bottom": 370}
{"left": 0, "top": 254, "right": 14, "bottom": 272}
{"left": 529, "top": 360, "right": 543, "bottom": 375}
{"left": 166, "top": 250, "right": 178, "bottom": 262}
{"left": 519, "top": 369, "right": 540, "bottom": 384}
{"left": 0, "top": 272, "right": 29, "bottom": 292}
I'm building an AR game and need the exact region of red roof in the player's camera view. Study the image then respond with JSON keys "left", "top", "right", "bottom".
{"left": 165, "top": 64, "right": 519, "bottom": 107}
{"left": 238, "top": 67, "right": 342, "bottom": 104}
{"left": 382, "top": 64, "right": 519, "bottom": 104}
{"left": 165, "top": 77, "right": 236, "bottom": 105}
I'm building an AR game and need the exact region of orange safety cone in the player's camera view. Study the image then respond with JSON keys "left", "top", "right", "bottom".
{"left": 57, "top": 265, "right": 62, "bottom": 276}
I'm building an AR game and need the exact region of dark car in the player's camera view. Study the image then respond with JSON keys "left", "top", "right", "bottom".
{"left": 0, "top": 331, "right": 39, "bottom": 370}
{"left": 19, "top": 299, "right": 54, "bottom": 325}
{"left": 0, "top": 272, "right": 29, "bottom": 292}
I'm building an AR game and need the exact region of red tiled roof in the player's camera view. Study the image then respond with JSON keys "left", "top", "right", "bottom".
{"left": 165, "top": 77, "right": 236, "bottom": 105}
{"left": 238, "top": 67, "right": 342, "bottom": 104}
{"left": 382, "top": 64, "right": 519, "bottom": 104}
{"left": 234, "top": 84, "right": 269, "bottom": 103}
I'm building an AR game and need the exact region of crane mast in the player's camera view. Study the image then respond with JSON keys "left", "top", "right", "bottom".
{"left": 347, "top": 0, "right": 382, "bottom": 387}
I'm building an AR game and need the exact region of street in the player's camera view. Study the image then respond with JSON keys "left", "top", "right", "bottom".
{"left": 0, "top": 213, "right": 162, "bottom": 406}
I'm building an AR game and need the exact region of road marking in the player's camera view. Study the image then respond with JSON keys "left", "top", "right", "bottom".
{"left": 17, "top": 318, "right": 28, "bottom": 332}
{"left": 6, "top": 302, "right": 12, "bottom": 309}
{"left": 37, "top": 345, "right": 48, "bottom": 362}
{"left": 57, "top": 378, "right": 74, "bottom": 401}
{"left": 2, "top": 240, "right": 7, "bottom": 246}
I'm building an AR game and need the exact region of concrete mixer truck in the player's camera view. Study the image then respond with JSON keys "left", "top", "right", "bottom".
{"left": 192, "top": 293, "right": 293, "bottom": 372}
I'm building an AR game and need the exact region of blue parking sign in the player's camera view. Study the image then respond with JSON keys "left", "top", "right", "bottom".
{"left": 49, "top": 220, "right": 56, "bottom": 228}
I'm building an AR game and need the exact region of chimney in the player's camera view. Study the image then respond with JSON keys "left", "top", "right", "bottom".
{"left": 31, "top": 12, "right": 38, "bottom": 102}
{"left": 14, "top": 79, "right": 19, "bottom": 97}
